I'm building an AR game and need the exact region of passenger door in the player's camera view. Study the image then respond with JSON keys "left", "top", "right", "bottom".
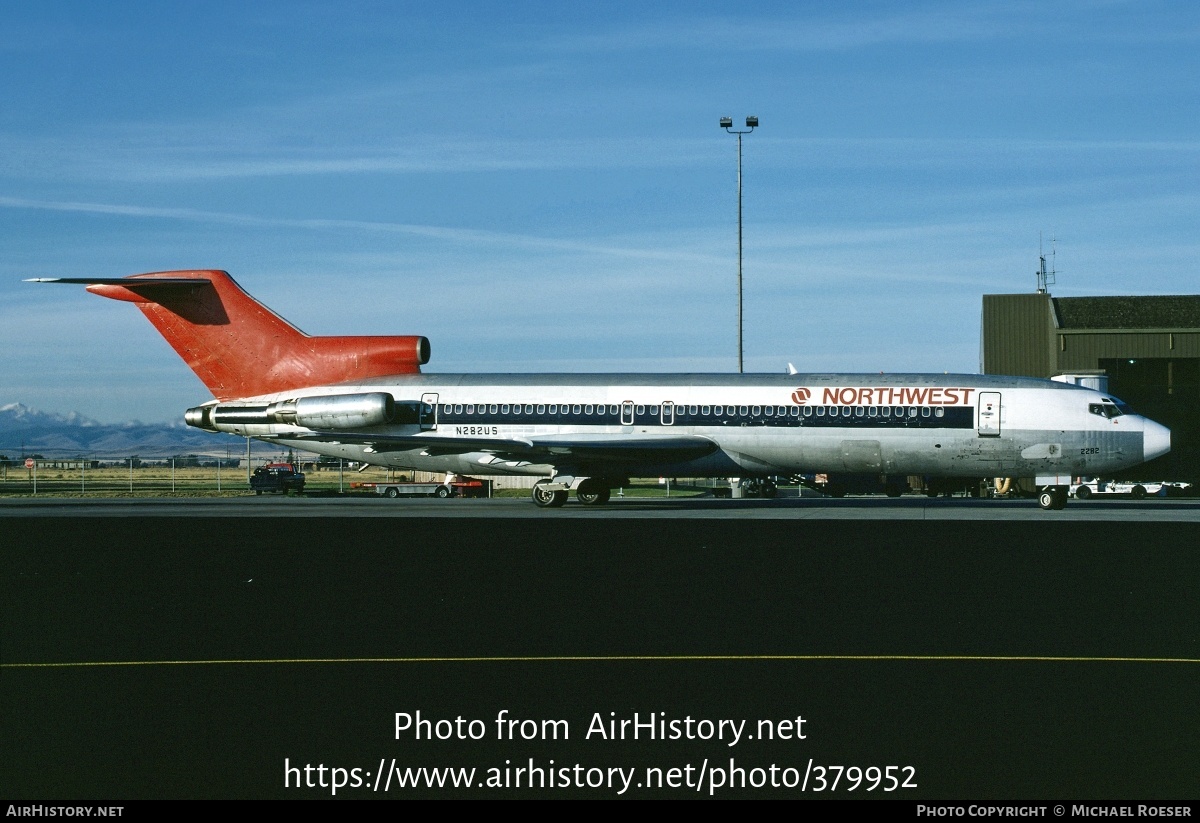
{"left": 420, "top": 392, "right": 439, "bottom": 430}
{"left": 977, "top": 391, "right": 1001, "bottom": 437}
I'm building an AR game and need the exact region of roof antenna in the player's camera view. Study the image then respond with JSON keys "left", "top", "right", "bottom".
{"left": 1037, "top": 232, "right": 1057, "bottom": 294}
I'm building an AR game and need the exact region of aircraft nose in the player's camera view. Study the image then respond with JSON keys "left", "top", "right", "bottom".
{"left": 1143, "top": 419, "right": 1171, "bottom": 462}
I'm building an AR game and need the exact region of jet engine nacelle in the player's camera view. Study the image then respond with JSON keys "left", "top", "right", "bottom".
{"left": 186, "top": 392, "right": 396, "bottom": 432}
{"left": 274, "top": 392, "right": 396, "bottom": 429}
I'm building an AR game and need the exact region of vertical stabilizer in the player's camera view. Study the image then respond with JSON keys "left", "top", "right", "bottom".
{"left": 42, "top": 270, "right": 429, "bottom": 400}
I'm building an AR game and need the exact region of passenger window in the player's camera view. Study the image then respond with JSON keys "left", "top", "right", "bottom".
{"left": 702, "top": 405, "right": 711, "bottom": 415}
{"left": 921, "top": 407, "right": 930, "bottom": 418}
{"left": 489, "top": 404, "right": 498, "bottom": 414}
{"left": 585, "top": 404, "right": 594, "bottom": 414}
{"left": 501, "top": 405, "right": 510, "bottom": 414}
{"left": 454, "top": 404, "right": 463, "bottom": 414}
{"left": 636, "top": 405, "right": 645, "bottom": 415}
{"left": 934, "top": 407, "right": 944, "bottom": 418}
{"left": 536, "top": 405, "right": 545, "bottom": 414}
{"left": 524, "top": 405, "right": 534, "bottom": 414}
{"left": 855, "top": 406, "right": 864, "bottom": 417}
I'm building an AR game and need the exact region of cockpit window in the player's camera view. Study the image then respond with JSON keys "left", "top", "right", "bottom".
{"left": 1089, "top": 402, "right": 1124, "bottom": 419}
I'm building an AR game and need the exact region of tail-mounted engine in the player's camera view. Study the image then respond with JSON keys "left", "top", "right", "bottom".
{"left": 186, "top": 392, "right": 397, "bottom": 433}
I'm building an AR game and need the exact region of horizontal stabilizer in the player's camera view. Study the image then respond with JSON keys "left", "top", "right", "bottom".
{"left": 27, "top": 277, "right": 203, "bottom": 286}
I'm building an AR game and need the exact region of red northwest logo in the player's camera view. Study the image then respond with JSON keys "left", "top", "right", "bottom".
{"left": 791, "top": 388, "right": 811, "bottom": 404}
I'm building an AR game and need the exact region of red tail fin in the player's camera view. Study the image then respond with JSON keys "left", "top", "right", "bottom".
{"left": 85, "top": 270, "right": 429, "bottom": 400}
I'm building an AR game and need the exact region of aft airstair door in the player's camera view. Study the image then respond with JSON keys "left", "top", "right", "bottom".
{"left": 977, "top": 392, "right": 1001, "bottom": 437}
{"left": 420, "top": 393, "right": 439, "bottom": 430}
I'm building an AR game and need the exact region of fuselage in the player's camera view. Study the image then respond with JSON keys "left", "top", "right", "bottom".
{"left": 191, "top": 372, "right": 1171, "bottom": 482}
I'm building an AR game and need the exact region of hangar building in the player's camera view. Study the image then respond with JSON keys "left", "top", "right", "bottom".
{"left": 981, "top": 293, "right": 1200, "bottom": 481}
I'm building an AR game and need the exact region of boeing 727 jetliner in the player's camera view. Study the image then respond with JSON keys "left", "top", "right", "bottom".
{"left": 32, "top": 270, "right": 1171, "bottom": 510}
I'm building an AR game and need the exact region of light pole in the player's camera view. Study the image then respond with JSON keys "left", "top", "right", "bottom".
{"left": 720, "top": 115, "right": 758, "bottom": 373}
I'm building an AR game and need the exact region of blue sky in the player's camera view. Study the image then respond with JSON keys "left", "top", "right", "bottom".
{"left": 2, "top": 1, "right": 1197, "bottom": 423}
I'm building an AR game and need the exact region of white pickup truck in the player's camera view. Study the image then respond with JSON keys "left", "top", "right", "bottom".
{"left": 351, "top": 474, "right": 487, "bottom": 499}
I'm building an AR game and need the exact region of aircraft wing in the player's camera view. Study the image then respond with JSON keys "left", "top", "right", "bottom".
{"left": 517, "top": 433, "right": 718, "bottom": 463}
{"left": 277, "top": 430, "right": 718, "bottom": 464}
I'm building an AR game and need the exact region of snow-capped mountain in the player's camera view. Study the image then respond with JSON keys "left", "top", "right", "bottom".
{"left": 0, "top": 403, "right": 234, "bottom": 457}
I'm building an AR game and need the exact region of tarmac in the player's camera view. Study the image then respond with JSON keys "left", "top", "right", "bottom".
{"left": 3, "top": 501, "right": 1197, "bottom": 798}
{"left": 3, "top": 493, "right": 1200, "bottom": 519}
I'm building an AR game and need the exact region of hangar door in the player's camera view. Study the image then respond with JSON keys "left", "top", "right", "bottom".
{"left": 977, "top": 392, "right": 1001, "bottom": 437}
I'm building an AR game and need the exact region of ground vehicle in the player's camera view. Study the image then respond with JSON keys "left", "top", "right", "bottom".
{"left": 250, "top": 463, "right": 305, "bottom": 495}
{"left": 705, "top": 477, "right": 778, "bottom": 498}
{"left": 1070, "top": 478, "right": 1167, "bottom": 500}
{"left": 353, "top": 474, "right": 487, "bottom": 499}
{"left": 810, "top": 473, "right": 911, "bottom": 498}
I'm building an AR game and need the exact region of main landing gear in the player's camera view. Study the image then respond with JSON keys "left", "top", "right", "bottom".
{"left": 1038, "top": 486, "right": 1069, "bottom": 510}
{"left": 575, "top": 479, "right": 611, "bottom": 506}
{"left": 531, "top": 480, "right": 568, "bottom": 508}
{"left": 531, "top": 477, "right": 614, "bottom": 508}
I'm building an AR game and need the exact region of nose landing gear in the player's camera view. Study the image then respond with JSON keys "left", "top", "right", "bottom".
{"left": 1038, "top": 486, "right": 1069, "bottom": 510}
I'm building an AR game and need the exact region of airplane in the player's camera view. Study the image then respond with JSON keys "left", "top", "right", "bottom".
{"left": 31, "top": 269, "right": 1171, "bottom": 510}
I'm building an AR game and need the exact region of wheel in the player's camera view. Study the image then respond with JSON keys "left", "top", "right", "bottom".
{"left": 1039, "top": 488, "right": 1068, "bottom": 510}
{"left": 435, "top": 486, "right": 451, "bottom": 499}
{"left": 1074, "top": 485, "right": 1091, "bottom": 500}
{"left": 531, "top": 482, "right": 568, "bottom": 508}
{"left": 576, "top": 479, "right": 611, "bottom": 505}
{"left": 1130, "top": 485, "right": 1146, "bottom": 500}
{"left": 760, "top": 482, "right": 778, "bottom": 499}
{"left": 385, "top": 487, "right": 399, "bottom": 498}
{"left": 255, "top": 490, "right": 262, "bottom": 495}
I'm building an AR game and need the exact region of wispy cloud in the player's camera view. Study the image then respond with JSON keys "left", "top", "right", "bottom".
{"left": 0, "top": 195, "right": 726, "bottom": 265}
{"left": 544, "top": 6, "right": 1006, "bottom": 53}
{"left": 542, "top": 1, "right": 1199, "bottom": 53}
